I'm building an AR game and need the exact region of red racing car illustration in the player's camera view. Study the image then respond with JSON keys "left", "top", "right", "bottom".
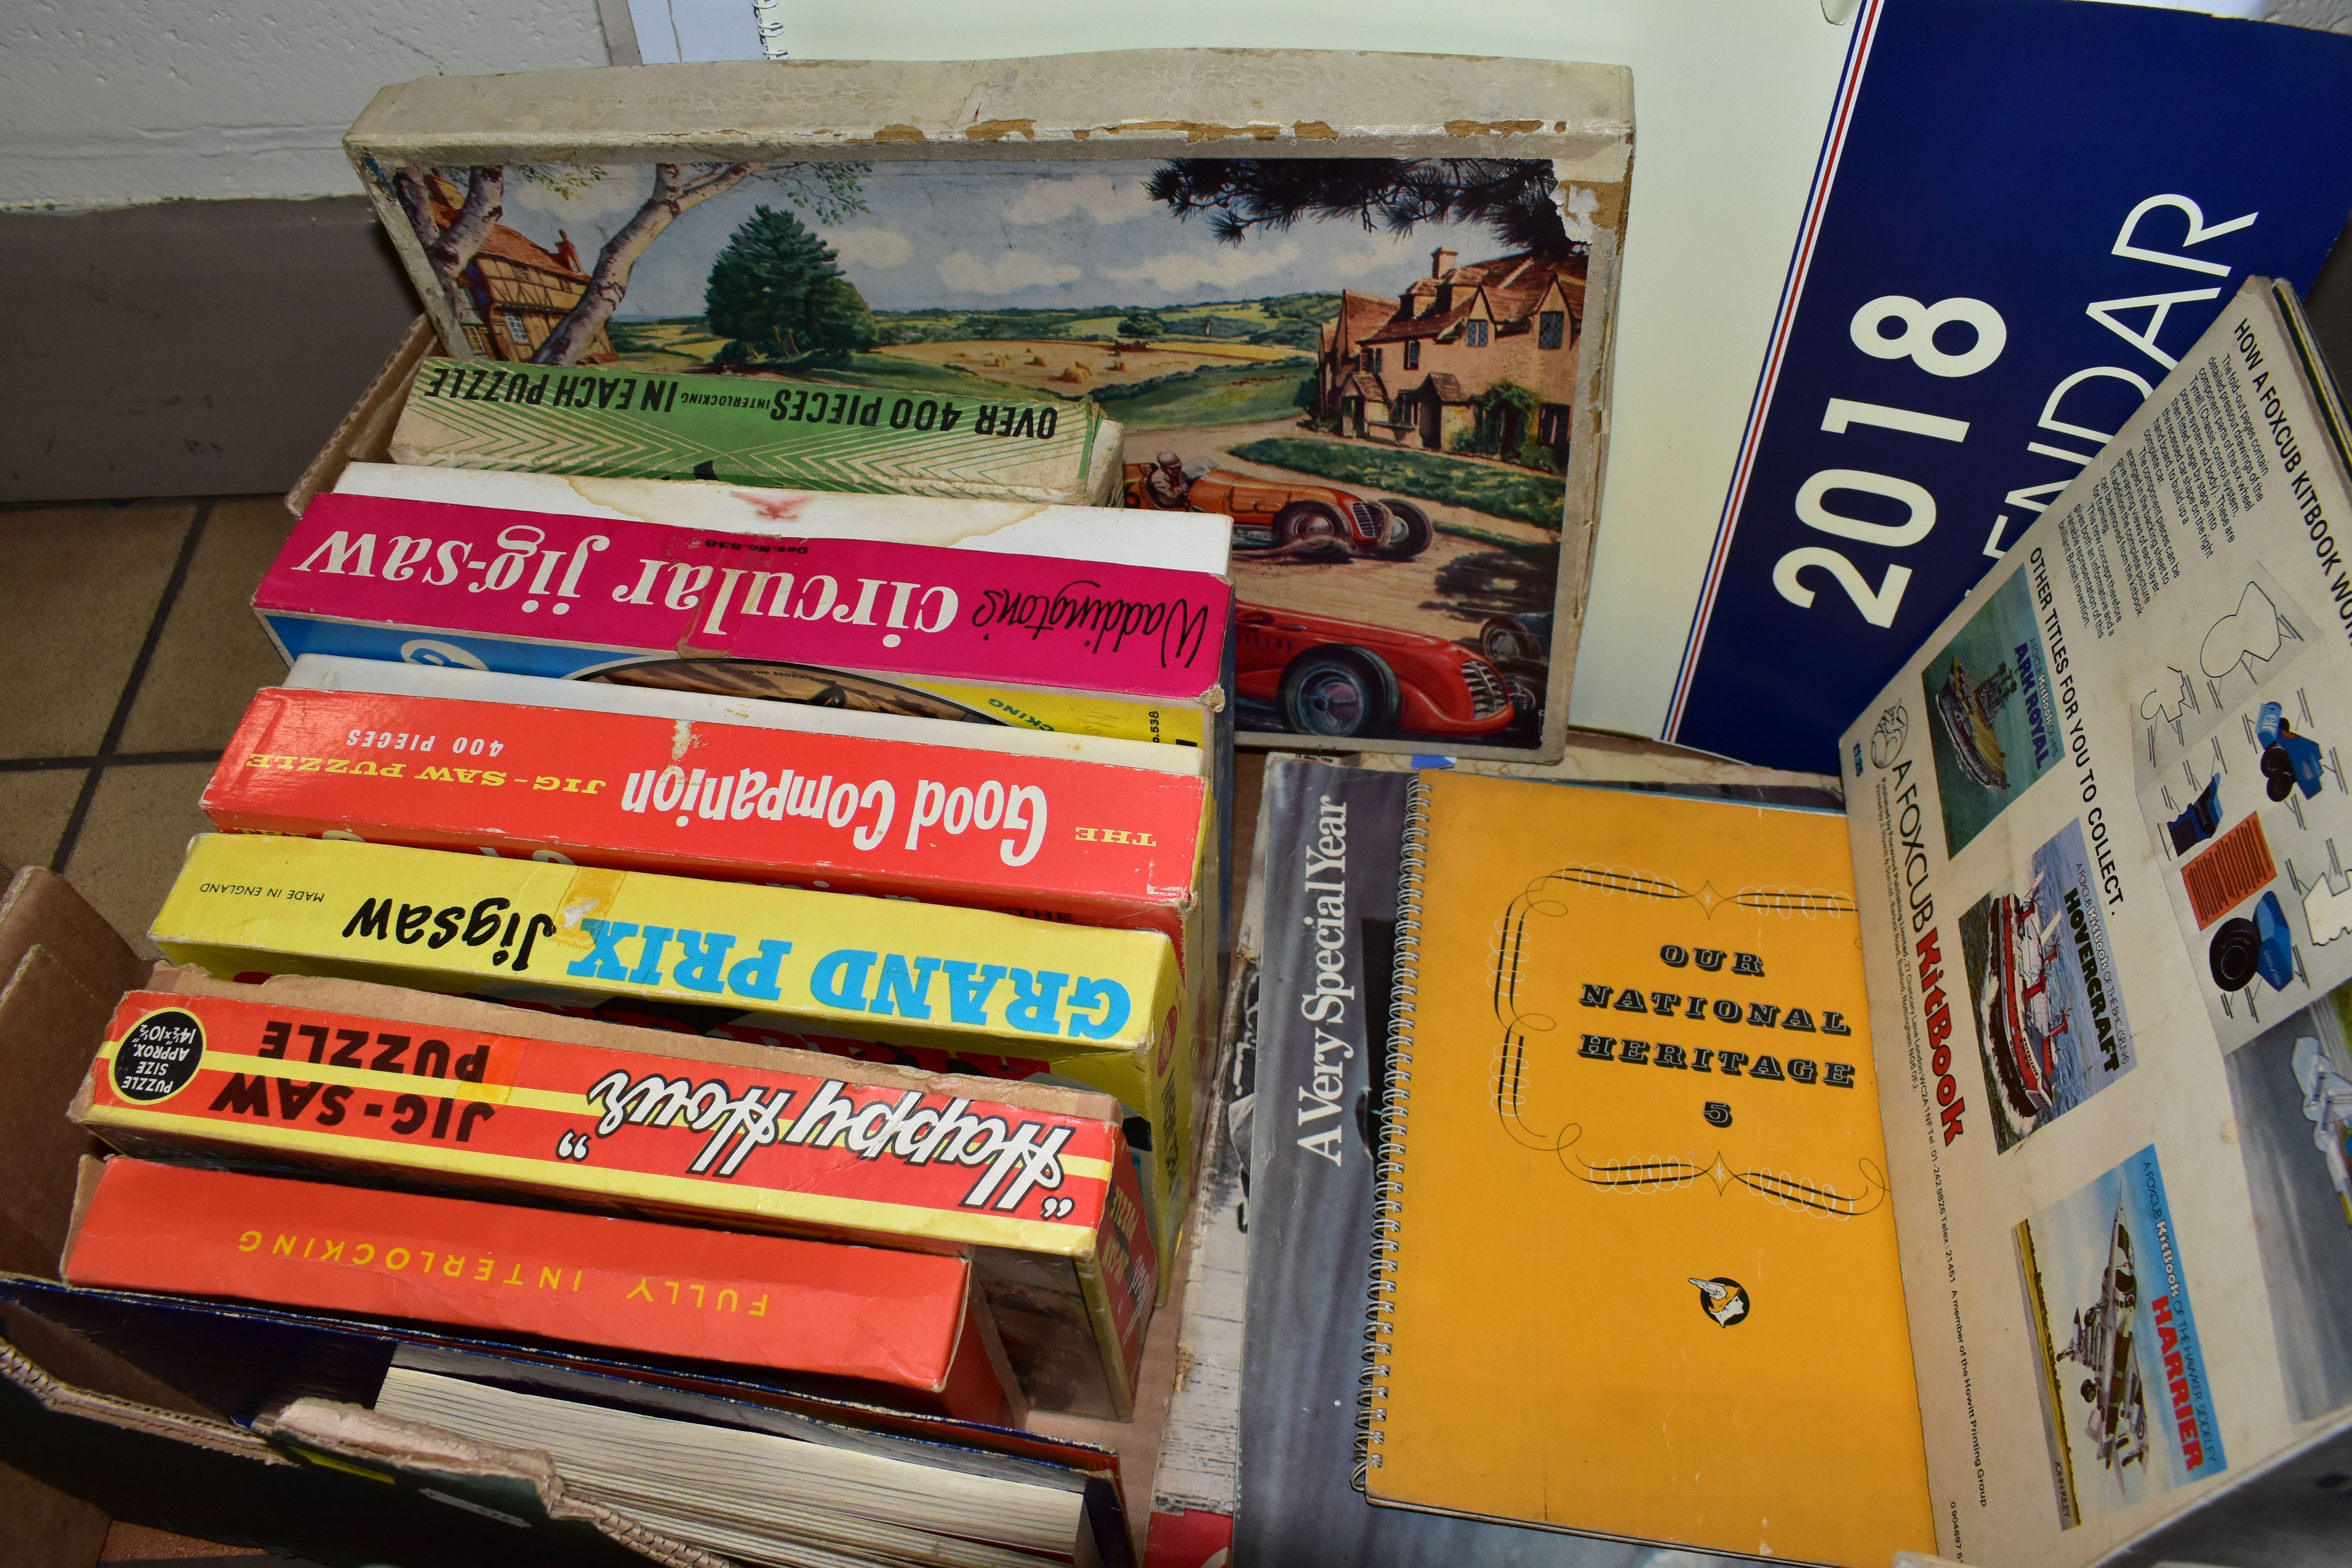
{"left": 1124, "top": 457, "right": 1433, "bottom": 560}
{"left": 1236, "top": 606, "right": 1514, "bottom": 740}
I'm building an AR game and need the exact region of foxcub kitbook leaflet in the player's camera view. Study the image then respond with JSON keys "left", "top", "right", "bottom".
{"left": 1838, "top": 282, "right": 2352, "bottom": 1564}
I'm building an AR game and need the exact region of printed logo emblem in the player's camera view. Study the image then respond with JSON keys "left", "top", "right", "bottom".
{"left": 398, "top": 638, "right": 490, "bottom": 669}
{"left": 1689, "top": 1276, "right": 1751, "bottom": 1327}
{"left": 1869, "top": 704, "right": 1909, "bottom": 769}
{"left": 112, "top": 1009, "right": 205, "bottom": 1104}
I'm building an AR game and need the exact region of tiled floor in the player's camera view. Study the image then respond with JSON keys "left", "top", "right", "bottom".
{"left": 1, "top": 495, "right": 298, "bottom": 1560}
{"left": 0, "top": 495, "right": 294, "bottom": 954}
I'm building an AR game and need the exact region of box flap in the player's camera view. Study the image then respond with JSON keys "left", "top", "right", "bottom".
{"left": 0, "top": 948, "right": 114, "bottom": 1276}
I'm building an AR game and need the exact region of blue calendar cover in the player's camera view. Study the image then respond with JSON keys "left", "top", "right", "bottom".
{"left": 1664, "top": 0, "right": 2352, "bottom": 773}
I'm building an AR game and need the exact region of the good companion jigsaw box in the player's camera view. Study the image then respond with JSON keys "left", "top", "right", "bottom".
{"left": 207, "top": 683, "right": 1212, "bottom": 972}
{"left": 341, "top": 49, "right": 1634, "bottom": 762}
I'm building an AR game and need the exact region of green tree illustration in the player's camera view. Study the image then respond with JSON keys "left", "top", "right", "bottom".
{"left": 704, "top": 204, "right": 877, "bottom": 364}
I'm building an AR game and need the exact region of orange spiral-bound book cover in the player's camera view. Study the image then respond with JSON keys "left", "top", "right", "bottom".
{"left": 1359, "top": 773, "right": 1931, "bottom": 1566}
{"left": 63, "top": 1156, "right": 1020, "bottom": 1424}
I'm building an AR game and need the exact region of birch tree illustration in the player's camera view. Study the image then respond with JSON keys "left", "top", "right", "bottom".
{"left": 386, "top": 163, "right": 507, "bottom": 321}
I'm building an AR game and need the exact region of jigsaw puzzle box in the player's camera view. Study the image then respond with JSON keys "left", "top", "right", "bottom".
{"left": 72, "top": 973, "right": 1156, "bottom": 1420}
{"left": 339, "top": 48, "right": 1634, "bottom": 763}
{"left": 144, "top": 831, "right": 1201, "bottom": 1276}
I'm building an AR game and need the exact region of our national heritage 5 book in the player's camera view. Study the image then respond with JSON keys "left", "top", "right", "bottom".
{"left": 1359, "top": 772, "right": 1927, "bottom": 1567}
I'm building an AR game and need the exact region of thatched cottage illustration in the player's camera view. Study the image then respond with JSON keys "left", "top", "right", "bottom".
{"left": 1316, "top": 247, "right": 1583, "bottom": 465}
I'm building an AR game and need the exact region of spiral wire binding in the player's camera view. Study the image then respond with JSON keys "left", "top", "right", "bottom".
{"left": 751, "top": 0, "right": 791, "bottom": 59}
{"left": 1354, "top": 775, "right": 1428, "bottom": 1488}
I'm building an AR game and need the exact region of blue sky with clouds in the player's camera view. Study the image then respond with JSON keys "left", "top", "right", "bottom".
{"left": 497, "top": 158, "right": 1515, "bottom": 318}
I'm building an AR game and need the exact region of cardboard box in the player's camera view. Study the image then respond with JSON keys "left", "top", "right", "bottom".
{"left": 205, "top": 681, "right": 1219, "bottom": 1102}
{"left": 0, "top": 864, "right": 742, "bottom": 1563}
{"left": 0, "top": 663, "right": 1175, "bottom": 1568}
{"left": 282, "top": 650, "right": 1206, "bottom": 777}
{"left": 272, "top": 652, "right": 1228, "bottom": 1084}
{"left": 0, "top": 870, "right": 152, "bottom": 1278}
{"left": 276, "top": 356, "right": 1238, "bottom": 981}
{"left": 335, "top": 460, "right": 1231, "bottom": 577}
{"left": 65, "top": 1156, "right": 1024, "bottom": 1425}
{"left": 339, "top": 49, "right": 1639, "bottom": 766}
{"left": 283, "top": 314, "right": 436, "bottom": 517}
{"left": 205, "top": 684, "right": 1210, "bottom": 961}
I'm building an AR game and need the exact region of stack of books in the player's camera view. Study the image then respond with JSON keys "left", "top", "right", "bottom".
{"left": 1144, "top": 279, "right": 2352, "bottom": 1568}
{"left": 48, "top": 317, "right": 1244, "bottom": 1567}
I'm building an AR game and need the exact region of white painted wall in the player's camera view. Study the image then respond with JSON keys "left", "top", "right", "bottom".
{"left": 0, "top": 0, "right": 610, "bottom": 208}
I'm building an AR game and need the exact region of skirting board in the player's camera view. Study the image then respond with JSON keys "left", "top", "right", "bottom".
{"left": 0, "top": 197, "right": 421, "bottom": 505}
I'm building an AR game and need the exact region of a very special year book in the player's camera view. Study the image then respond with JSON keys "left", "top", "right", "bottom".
{"left": 1357, "top": 772, "right": 1931, "bottom": 1567}
{"left": 1833, "top": 280, "right": 2352, "bottom": 1568}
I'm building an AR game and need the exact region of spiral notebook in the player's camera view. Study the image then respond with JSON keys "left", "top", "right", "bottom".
{"left": 1357, "top": 772, "right": 1933, "bottom": 1566}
